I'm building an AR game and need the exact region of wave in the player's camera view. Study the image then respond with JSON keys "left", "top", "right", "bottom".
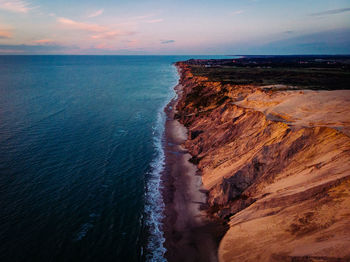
{"left": 144, "top": 66, "right": 178, "bottom": 262}
{"left": 144, "top": 105, "right": 167, "bottom": 261}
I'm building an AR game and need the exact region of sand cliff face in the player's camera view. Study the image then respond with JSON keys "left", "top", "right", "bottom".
{"left": 175, "top": 62, "right": 350, "bottom": 262}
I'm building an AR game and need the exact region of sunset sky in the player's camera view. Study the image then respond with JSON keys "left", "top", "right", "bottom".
{"left": 0, "top": 0, "right": 349, "bottom": 54}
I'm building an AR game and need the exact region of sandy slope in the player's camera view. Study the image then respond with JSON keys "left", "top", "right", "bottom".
{"left": 174, "top": 62, "right": 350, "bottom": 262}
{"left": 235, "top": 89, "right": 350, "bottom": 136}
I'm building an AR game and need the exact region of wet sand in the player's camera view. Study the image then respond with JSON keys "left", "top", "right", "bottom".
{"left": 161, "top": 84, "right": 227, "bottom": 262}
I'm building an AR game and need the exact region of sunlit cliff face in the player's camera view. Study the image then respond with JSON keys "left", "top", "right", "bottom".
{"left": 0, "top": 0, "right": 350, "bottom": 54}
{"left": 175, "top": 62, "right": 350, "bottom": 262}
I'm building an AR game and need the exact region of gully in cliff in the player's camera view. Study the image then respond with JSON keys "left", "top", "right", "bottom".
{"left": 162, "top": 57, "right": 350, "bottom": 262}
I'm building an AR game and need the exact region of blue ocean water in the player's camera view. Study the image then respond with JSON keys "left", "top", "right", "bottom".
{"left": 0, "top": 55, "right": 225, "bottom": 262}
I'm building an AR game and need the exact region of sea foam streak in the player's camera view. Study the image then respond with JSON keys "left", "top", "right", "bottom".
{"left": 144, "top": 66, "right": 178, "bottom": 262}
{"left": 144, "top": 109, "right": 166, "bottom": 261}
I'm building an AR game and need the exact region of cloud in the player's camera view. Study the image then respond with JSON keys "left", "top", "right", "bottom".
{"left": 0, "top": 0, "right": 33, "bottom": 13}
{"left": 0, "top": 43, "right": 146, "bottom": 55}
{"left": 32, "top": 39, "right": 56, "bottom": 45}
{"left": 73, "top": 47, "right": 146, "bottom": 55}
{"left": 0, "top": 44, "right": 69, "bottom": 54}
{"left": 283, "top": 30, "right": 294, "bottom": 34}
{"left": 0, "top": 48, "right": 24, "bottom": 53}
{"left": 145, "top": 19, "right": 163, "bottom": 24}
{"left": 310, "top": 7, "right": 350, "bottom": 16}
{"left": 231, "top": 10, "right": 244, "bottom": 15}
{"left": 131, "top": 14, "right": 154, "bottom": 20}
{"left": 57, "top": 17, "right": 134, "bottom": 40}
{"left": 0, "top": 28, "right": 12, "bottom": 38}
{"left": 127, "top": 14, "right": 163, "bottom": 25}
{"left": 58, "top": 17, "right": 106, "bottom": 32}
{"left": 91, "top": 31, "right": 126, "bottom": 39}
{"left": 161, "top": 40, "right": 175, "bottom": 44}
{"left": 94, "top": 43, "right": 115, "bottom": 50}
{"left": 125, "top": 40, "right": 139, "bottom": 47}
{"left": 88, "top": 9, "right": 104, "bottom": 18}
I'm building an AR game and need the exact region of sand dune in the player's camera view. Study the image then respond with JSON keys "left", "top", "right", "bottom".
{"left": 235, "top": 89, "right": 350, "bottom": 136}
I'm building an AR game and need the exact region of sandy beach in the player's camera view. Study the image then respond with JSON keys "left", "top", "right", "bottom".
{"left": 161, "top": 83, "right": 227, "bottom": 262}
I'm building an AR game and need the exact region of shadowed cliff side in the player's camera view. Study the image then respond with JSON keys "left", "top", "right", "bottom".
{"left": 174, "top": 59, "right": 350, "bottom": 262}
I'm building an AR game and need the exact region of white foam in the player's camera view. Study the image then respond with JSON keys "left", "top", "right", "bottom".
{"left": 144, "top": 65, "right": 178, "bottom": 262}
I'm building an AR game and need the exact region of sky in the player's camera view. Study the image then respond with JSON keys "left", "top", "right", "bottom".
{"left": 0, "top": 0, "right": 349, "bottom": 55}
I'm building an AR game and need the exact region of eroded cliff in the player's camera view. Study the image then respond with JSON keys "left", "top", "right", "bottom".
{"left": 175, "top": 60, "right": 350, "bottom": 262}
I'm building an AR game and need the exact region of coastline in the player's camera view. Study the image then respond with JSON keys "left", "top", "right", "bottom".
{"left": 168, "top": 59, "right": 350, "bottom": 262}
{"left": 161, "top": 71, "right": 227, "bottom": 261}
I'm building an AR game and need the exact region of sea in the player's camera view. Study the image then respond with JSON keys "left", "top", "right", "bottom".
{"left": 0, "top": 55, "right": 226, "bottom": 262}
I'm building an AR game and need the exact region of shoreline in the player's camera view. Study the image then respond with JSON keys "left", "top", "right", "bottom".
{"left": 161, "top": 78, "right": 227, "bottom": 261}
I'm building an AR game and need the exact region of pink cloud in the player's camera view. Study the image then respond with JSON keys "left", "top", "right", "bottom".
{"left": 0, "top": 0, "right": 33, "bottom": 13}
{"left": 88, "top": 9, "right": 104, "bottom": 18}
{"left": 0, "top": 49, "right": 24, "bottom": 53}
{"left": 145, "top": 19, "right": 163, "bottom": 24}
{"left": 95, "top": 43, "right": 106, "bottom": 49}
{"left": 94, "top": 43, "right": 116, "bottom": 50}
{"left": 57, "top": 17, "right": 106, "bottom": 32}
{"left": 0, "top": 28, "right": 12, "bottom": 39}
{"left": 58, "top": 17, "right": 134, "bottom": 40}
{"left": 126, "top": 40, "right": 139, "bottom": 47}
{"left": 91, "top": 31, "right": 124, "bottom": 39}
{"left": 32, "top": 39, "right": 56, "bottom": 45}
{"left": 130, "top": 14, "right": 154, "bottom": 20}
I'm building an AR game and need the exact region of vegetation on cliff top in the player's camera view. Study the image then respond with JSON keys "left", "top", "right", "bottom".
{"left": 182, "top": 55, "right": 350, "bottom": 90}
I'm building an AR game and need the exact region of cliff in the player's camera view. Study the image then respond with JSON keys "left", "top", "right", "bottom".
{"left": 174, "top": 60, "right": 350, "bottom": 262}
